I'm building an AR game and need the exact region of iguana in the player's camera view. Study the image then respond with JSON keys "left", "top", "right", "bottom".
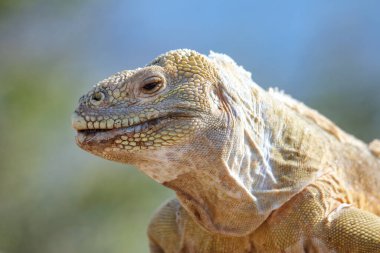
{"left": 72, "top": 49, "right": 380, "bottom": 253}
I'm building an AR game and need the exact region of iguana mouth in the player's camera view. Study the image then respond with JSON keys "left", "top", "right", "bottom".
{"left": 77, "top": 116, "right": 165, "bottom": 135}
{"left": 71, "top": 99, "right": 204, "bottom": 151}
{"left": 72, "top": 111, "right": 190, "bottom": 132}
{"left": 73, "top": 112, "right": 196, "bottom": 149}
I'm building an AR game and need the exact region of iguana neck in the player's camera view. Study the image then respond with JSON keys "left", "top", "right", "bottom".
{"left": 163, "top": 118, "right": 271, "bottom": 236}
{"left": 162, "top": 87, "right": 328, "bottom": 237}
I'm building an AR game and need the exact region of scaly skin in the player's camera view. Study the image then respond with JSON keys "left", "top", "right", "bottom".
{"left": 72, "top": 49, "right": 380, "bottom": 253}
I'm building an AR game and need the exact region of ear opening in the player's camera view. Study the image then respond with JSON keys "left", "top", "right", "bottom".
{"left": 214, "top": 82, "right": 236, "bottom": 126}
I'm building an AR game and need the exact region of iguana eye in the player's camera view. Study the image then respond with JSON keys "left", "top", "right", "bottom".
{"left": 141, "top": 76, "right": 164, "bottom": 94}
{"left": 90, "top": 91, "right": 105, "bottom": 105}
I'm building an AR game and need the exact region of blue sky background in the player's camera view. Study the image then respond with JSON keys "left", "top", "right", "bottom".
{"left": 0, "top": 1, "right": 379, "bottom": 252}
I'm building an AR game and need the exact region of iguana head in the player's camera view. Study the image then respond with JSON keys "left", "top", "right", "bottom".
{"left": 72, "top": 49, "right": 229, "bottom": 182}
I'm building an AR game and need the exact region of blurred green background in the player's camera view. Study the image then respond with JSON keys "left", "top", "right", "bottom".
{"left": 0, "top": 1, "right": 379, "bottom": 252}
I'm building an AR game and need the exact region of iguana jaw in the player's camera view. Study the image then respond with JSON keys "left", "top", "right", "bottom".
{"left": 72, "top": 111, "right": 199, "bottom": 159}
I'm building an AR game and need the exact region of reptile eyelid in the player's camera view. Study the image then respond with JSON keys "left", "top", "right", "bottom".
{"left": 141, "top": 76, "right": 165, "bottom": 94}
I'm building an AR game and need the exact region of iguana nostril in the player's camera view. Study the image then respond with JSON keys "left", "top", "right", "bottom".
{"left": 90, "top": 91, "right": 105, "bottom": 105}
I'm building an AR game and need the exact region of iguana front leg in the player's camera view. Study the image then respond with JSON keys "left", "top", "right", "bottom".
{"left": 148, "top": 199, "right": 181, "bottom": 253}
{"left": 321, "top": 207, "right": 380, "bottom": 252}
{"left": 252, "top": 174, "right": 380, "bottom": 253}
{"left": 253, "top": 202, "right": 380, "bottom": 253}
{"left": 148, "top": 199, "right": 253, "bottom": 253}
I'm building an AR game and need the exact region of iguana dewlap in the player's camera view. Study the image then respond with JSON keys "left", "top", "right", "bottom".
{"left": 72, "top": 49, "right": 380, "bottom": 253}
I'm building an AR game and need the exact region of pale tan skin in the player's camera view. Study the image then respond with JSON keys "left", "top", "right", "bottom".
{"left": 72, "top": 49, "right": 380, "bottom": 253}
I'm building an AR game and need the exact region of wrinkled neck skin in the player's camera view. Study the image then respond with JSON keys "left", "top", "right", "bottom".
{"left": 163, "top": 111, "right": 274, "bottom": 237}
{"left": 142, "top": 53, "right": 326, "bottom": 237}
{"left": 161, "top": 90, "right": 324, "bottom": 237}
